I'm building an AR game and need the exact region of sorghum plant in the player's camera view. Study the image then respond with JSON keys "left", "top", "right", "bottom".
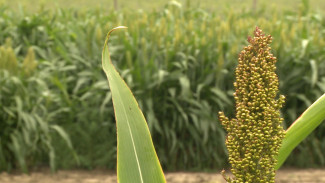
{"left": 219, "top": 27, "right": 285, "bottom": 183}
{"left": 103, "top": 26, "right": 325, "bottom": 183}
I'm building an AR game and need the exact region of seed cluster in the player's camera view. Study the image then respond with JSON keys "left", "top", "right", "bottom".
{"left": 219, "top": 27, "right": 285, "bottom": 183}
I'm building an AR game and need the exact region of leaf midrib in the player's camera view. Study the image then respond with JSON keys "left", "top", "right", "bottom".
{"left": 109, "top": 68, "right": 144, "bottom": 183}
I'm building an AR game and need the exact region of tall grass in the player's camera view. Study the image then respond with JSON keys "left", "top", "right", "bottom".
{"left": 0, "top": 1, "right": 324, "bottom": 171}
{"left": 0, "top": 40, "right": 76, "bottom": 172}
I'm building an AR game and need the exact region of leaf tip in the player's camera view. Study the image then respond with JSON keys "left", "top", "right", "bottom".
{"left": 104, "top": 26, "right": 128, "bottom": 48}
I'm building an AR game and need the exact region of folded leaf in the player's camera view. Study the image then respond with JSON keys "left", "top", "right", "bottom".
{"left": 276, "top": 93, "right": 325, "bottom": 169}
{"left": 102, "top": 26, "right": 166, "bottom": 183}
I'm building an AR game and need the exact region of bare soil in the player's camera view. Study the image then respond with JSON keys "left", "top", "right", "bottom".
{"left": 0, "top": 168, "right": 325, "bottom": 183}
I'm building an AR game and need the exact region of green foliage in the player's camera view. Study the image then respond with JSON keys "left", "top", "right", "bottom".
{"left": 0, "top": 0, "right": 325, "bottom": 171}
{"left": 0, "top": 55, "right": 75, "bottom": 172}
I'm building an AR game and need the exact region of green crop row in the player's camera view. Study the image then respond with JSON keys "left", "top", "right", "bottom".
{"left": 0, "top": 1, "right": 325, "bottom": 172}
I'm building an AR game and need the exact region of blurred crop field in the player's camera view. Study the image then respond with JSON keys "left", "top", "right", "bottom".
{"left": 0, "top": 0, "right": 325, "bottom": 173}
{"left": 2, "top": 0, "right": 325, "bottom": 12}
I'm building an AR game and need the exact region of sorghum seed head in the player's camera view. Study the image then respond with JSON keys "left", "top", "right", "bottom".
{"left": 218, "top": 27, "right": 285, "bottom": 183}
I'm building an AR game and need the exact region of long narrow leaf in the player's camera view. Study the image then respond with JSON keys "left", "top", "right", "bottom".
{"left": 102, "top": 26, "right": 166, "bottom": 183}
{"left": 276, "top": 93, "right": 325, "bottom": 169}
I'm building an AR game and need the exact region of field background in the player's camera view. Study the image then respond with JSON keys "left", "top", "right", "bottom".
{"left": 2, "top": 0, "right": 325, "bottom": 12}
{"left": 1, "top": 0, "right": 325, "bottom": 173}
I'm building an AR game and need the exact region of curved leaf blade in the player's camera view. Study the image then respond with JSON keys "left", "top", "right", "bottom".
{"left": 276, "top": 93, "right": 325, "bottom": 169}
{"left": 102, "top": 27, "right": 166, "bottom": 183}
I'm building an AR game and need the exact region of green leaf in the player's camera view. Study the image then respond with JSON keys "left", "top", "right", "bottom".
{"left": 276, "top": 93, "right": 325, "bottom": 169}
{"left": 51, "top": 125, "right": 73, "bottom": 149}
{"left": 102, "top": 26, "right": 166, "bottom": 183}
{"left": 309, "top": 59, "right": 317, "bottom": 88}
